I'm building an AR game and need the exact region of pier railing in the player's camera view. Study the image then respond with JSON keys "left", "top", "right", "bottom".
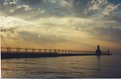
{"left": 1, "top": 47, "right": 95, "bottom": 54}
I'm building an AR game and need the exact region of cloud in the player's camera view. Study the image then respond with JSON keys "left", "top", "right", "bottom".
{"left": 82, "top": 20, "right": 121, "bottom": 43}
{"left": 0, "top": 17, "right": 70, "bottom": 44}
{"left": 1, "top": 0, "right": 121, "bottom": 19}
{"left": 0, "top": 0, "right": 4, "bottom": 4}
{"left": 76, "top": 18, "right": 121, "bottom": 42}
{"left": 101, "top": 4, "right": 121, "bottom": 24}
{"left": 93, "top": 27, "right": 121, "bottom": 42}
{"left": 0, "top": 0, "right": 121, "bottom": 50}
{"left": 108, "top": 0, "right": 121, "bottom": 4}
{"left": 82, "top": 0, "right": 107, "bottom": 16}
{"left": 73, "top": 0, "right": 89, "bottom": 15}
{"left": 18, "top": 31, "right": 67, "bottom": 43}
{"left": 16, "top": 5, "right": 31, "bottom": 11}
{"left": 1, "top": 16, "right": 121, "bottom": 44}
{"left": 0, "top": 0, "right": 73, "bottom": 18}
{"left": 103, "top": 4, "right": 120, "bottom": 16}
{"left": 3, "top": 0, "right": 18, "bottom": 5}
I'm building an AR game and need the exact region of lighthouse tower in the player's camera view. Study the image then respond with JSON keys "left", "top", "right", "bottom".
{"left": 96, "top": 45, "right": 101, "bottom": 55}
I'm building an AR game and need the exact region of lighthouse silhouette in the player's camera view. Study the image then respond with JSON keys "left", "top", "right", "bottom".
{"left": 96, "top": 45, "right": 102, "bottom": 55}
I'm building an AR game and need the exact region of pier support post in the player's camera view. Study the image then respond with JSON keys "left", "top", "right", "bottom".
{"left": 39, "top": 49, "right": 41, "bottom": 53}
{"left": 17, "top": 48, "right": 20, "bottom": 53}
{"left": 32, "top": 49, "right": 35, "bottom": 52}
{"left": 25, "top": 48, "right": 28, "bottom": 53}
{"left": 7, "top": 47, "right": 10, "bottom": 53}
{"left": 108, "top": 50, "right": 110, "bottom": 55}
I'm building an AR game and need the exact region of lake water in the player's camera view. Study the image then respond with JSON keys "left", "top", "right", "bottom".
{"left": 1, "top": 52, "right": 121, "bottom": 78}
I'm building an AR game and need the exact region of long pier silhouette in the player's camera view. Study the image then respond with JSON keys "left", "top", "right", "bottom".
{"left": 1, "top": 46, "right": 112, "bottom": 59}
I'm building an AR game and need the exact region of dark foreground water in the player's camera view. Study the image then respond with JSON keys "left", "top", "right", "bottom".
{"left": 1, "top": 52, "right": 121, "bottom": 78}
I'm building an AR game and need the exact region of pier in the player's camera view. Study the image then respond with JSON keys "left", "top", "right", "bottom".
{"left": 1, "top": 46, "right": 112, "bottom": 59}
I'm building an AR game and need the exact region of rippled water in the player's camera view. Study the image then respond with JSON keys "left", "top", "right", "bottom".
{"left": 1, "top": 52, "right": 121, "bottom": 78}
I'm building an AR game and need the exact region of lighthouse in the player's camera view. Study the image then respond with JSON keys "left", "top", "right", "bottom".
{"left": 96, "top": 45, "right": 102, "bottom": 55}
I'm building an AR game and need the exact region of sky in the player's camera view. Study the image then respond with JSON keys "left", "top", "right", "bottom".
{"left": 0, "top": 0, "right": 121, "bottom": 51}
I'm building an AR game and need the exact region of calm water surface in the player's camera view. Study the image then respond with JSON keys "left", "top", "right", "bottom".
{"left": 1, "top": 52, "right": 121, "bottom": 78}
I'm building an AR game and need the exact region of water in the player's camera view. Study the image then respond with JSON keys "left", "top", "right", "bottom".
{"left": 1, "top": 52, "right": 121, "bottom": 78}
